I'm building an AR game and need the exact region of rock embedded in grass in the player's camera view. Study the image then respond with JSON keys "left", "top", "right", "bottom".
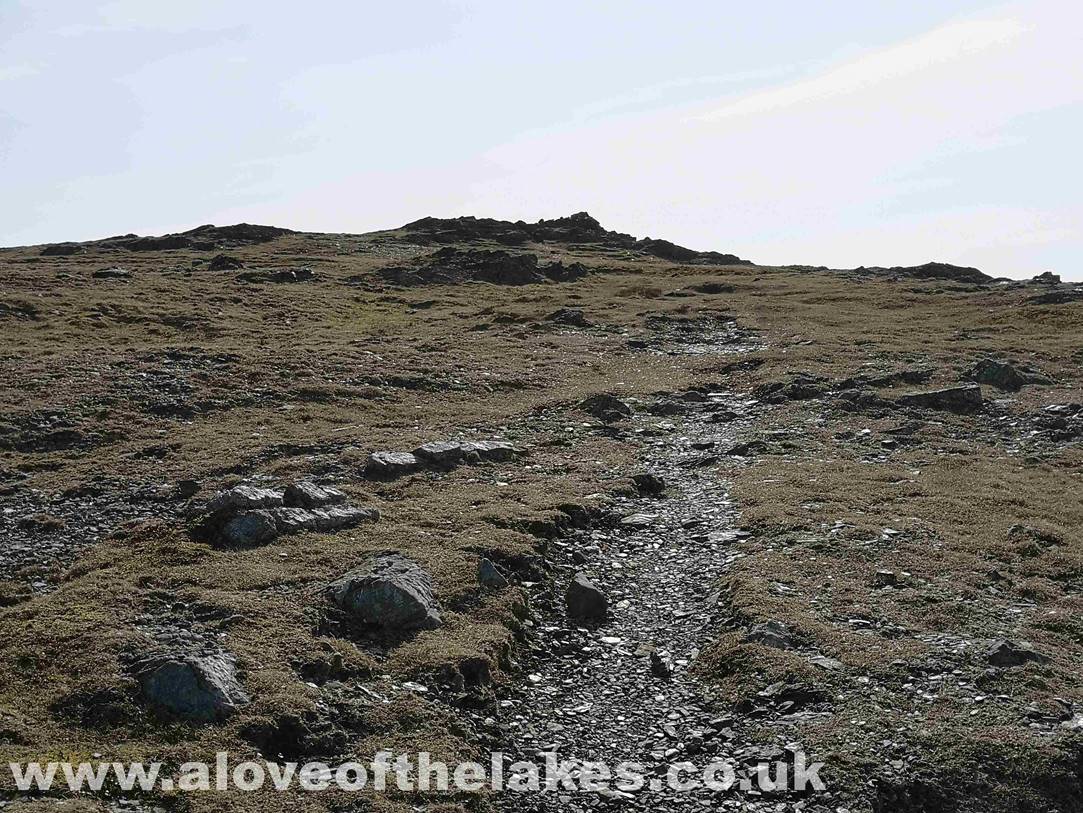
{"left": 283, "top": 481, "right": 347, "bottom": 509}
{"left": 896, "top": 384, "right": 983, "bottom": 413}
{"left": 136, "top": 653, "right": 249, "bottom": 722}
{"left": 987, "top": 639, "right": 1049, "bottom": 668}
{"left": 327, "top": 553, "right": 443, "bottom": 630}
{"left": 364, "top": 451, "right": 420, "bottom": 479}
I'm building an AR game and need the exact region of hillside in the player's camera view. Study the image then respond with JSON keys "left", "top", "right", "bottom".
{"left": 0, "top": 214, "right": 1081, "bottom": 813}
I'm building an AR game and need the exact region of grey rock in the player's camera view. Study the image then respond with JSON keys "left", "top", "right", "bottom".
{"left": 269, "top": 507, "right": 318, "bottom": 534}
{"left": 896, "top": 384, "right": 983, "bottom": 413}
{"left": 546, "top": 308, "right": 591, "bottom": 327}
{"left": 1031, "top": 271, "right": 1060, "bottom": 285}
{"left": 206, "top": 485, "right": 284, "bottom": 514}
{"left": 221, "top": 510, "right": 280, "bottom": 546}
{"left": 968, "top": 359, "right": 1051, "bottom": 392}
{"left": 413, "top": 441, "right": 466, "bottom": 466}
{"left": 987, "top": 639, "right": 1049, "bottom": 668}
{"left": 137, "top": 653, "right": 249, "bottom": 721}
{"left": 460, "top": 440, "right": 521, "bottom": 462}
{"left": 311, "top": 506, "right": 380, "bottom": 531}
{"left": 327, "top": 553, "right": 442, "bottom": 629}
{"left": 579, "top": 394, "right": 634, "bottom": 422}
{"left": 283, "top": 481, "right": 347, "bottom": 508}
{"left": 745, "top": 620, "right": 800, "bottom": 650}
{"left": 631, "top": 473, "right": 666, "bottom": 495}
{"left": 566, "top": 572, "right": 607, "bottom": 620}
{"left": 477, "top": 557, "right": 508, "bottom": 589}
{"left": 364, "top": 451, "right": 419, "bottom": 479}
{"left": 92, "top": 267, "right": 130, "bottom": 280}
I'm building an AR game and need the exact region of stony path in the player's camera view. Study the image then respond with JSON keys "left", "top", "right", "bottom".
{"left": 490, "top": 326, "right": 787, "bottom": 811}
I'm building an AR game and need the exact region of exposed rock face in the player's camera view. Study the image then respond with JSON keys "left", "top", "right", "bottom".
{"left": 1031, "top": 271, "right": 1061, "bottom": 285}
{"left": 566, "top": 572, "right": 607, "bottom": 620}
{"left": 413, "top": 441, "right": 467, "bottom": 467}
{"left": 546, "top": 308, "right": 591, "bottom": 327}
{"left": 968, "top": 359, "right": 1051, "bottom": 392}
{"left": 206, "top": 485, "right": 284, "bottom": 513}
{"left": 380, "top": 247, "right": 586, "bottom": 287}
{"left": 327, "top": 553, "right": 442, "bottom": 630}
{"left": 1027, "top": 287, "right": 1083, "bottom": 305}
{"left": 92, "top": 268, "right": 130, "bottom": 280}
{"left": 136, "top": 653, "right": 249, "bottom": 721}
{"left": 237, "top": 267, "right": 315, "bottom": 284}
{"left": 896, "top": 384, "right": 984, "bottom": 413}
{"left": 856, "top": 261, "right": 994, "bottom": 284}
{"left": 477, "top": 557, "right": 508, "bottom": 589}
{"left": 40, "top": 242, "right": 84, "bottom": 256}
{"left": 397, "top": 213, "right": 749, "bottom": 265}
{"left": 631, "top": 473, "right": 666, "bottom": 495}
{"left": 208, "top": 254, "right": 244, "bottom": 271}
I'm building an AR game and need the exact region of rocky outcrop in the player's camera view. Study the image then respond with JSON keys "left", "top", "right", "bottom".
{"left": 379, "top": 247, "right": 587, "bottom": 287}
{"left": 202, "top": 482, "right": 378, "bottom": 546}
{"left": 327, "top": 553, "right": 442, "bottom": 630}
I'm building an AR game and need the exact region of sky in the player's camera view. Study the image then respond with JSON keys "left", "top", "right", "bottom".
{"left": 2, "top": 1, "right": 1080, "bottom": 279}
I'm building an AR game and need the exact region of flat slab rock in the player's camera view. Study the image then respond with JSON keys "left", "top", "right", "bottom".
{"left": 135, "top": 652, "right": 249, "bottom": 722}
{"left": 896, "top": 384, "right": 983, "bottom": 413}
{"left": 365, "top": 440, "right": 522, "bottom": 479}
{"left": 327, "top": 553, "right": 443, "bottom": 630}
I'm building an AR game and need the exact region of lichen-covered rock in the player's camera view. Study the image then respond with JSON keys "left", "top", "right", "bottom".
{"left": 458, "top": 440, "right": 521, "bottom": 462}
{"left": 136, "top": 653, "right": 249, "bottom": 721}
{"left": 327, "top": 553, "right": 442, "bottom": 630}
{"left": 579, "top": 394, "right": 634, "bottom": 422}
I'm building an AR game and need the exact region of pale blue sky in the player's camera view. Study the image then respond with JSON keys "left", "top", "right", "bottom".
{"left": 2, "top": 1, "right": 1080, "bottom": 278}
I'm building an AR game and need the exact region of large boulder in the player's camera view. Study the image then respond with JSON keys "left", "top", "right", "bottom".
{"left": 327, "top": 554, "right": 442, "bottom": 630}
{"left": 896, "top": 384, "right": 983, "bottom": 413}
{"left": 136, "top": 653, "right": 249, "bottom": 721}
{"left": 413, "top": 441, "right": 466, "bottom": 467}
{"left": 566, "top": 572, "right": 608, "bottom": 620}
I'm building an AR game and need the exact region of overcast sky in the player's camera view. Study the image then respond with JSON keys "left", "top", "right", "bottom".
{"left": 2, "top": 1, "right": 1080, "bottom": 278}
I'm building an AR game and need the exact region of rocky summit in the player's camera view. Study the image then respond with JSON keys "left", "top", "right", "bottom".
{"left": 0, "top": 213, "right": 1080, "bottom": 813}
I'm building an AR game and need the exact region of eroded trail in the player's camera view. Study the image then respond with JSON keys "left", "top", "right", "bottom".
{"left": 492, "top": 330, "right": 776, "bottom": 812}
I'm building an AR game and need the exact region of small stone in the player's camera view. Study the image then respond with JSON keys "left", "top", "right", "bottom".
{"left": 631, "top": 473, "right": 666, "bottom": 495}
{"left": 566, "top": 572, "right": 607, "bottom": 621}
{"left": 478, "top": 558, "right": 508, "bottom": 589}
